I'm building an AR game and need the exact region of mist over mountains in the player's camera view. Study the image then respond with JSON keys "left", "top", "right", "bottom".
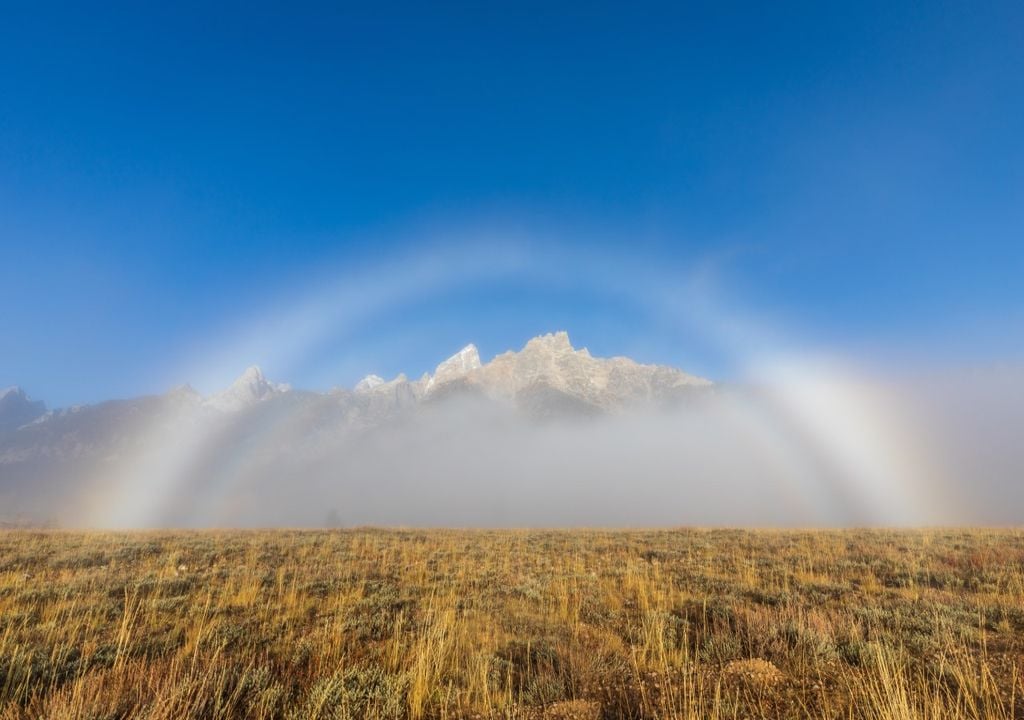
{"left": 1, "top": 332, "right": 1021, "bottom": 528}
{"left": 0, "top": 332, "right": 713, "bottom": 526}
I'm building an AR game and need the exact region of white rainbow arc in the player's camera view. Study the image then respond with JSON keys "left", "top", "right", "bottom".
{"left": 81, "top": 242, "right": 955, "bottom": 528}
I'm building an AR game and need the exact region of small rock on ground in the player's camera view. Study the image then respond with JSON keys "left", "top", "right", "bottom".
{"left": 542, "top": 700, "right": 602, "bottom": 720}
{"left": 722, "top": 658, "right": 784, "bottom": 689}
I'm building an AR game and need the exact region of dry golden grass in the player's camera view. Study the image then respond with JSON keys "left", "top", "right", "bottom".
{"left": 0, "top": 529, "right": 1021, "bottom": 719}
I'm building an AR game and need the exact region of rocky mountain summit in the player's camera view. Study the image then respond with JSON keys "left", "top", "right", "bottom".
{"left": 443, "top": 331, "right": 708, "bottom": 409}
{"left": 425, "top": 343, "right": 482, "bottom": 391}
{"left": 352, "top": 331, "right": 710, "bottom": 415}
{"left": 205, "top": 366, "right": 291, "bottom": 412}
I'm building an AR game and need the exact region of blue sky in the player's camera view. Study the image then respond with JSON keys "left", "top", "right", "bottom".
{"left": 2, "top": 1, "right": 1022, "bottom": 406}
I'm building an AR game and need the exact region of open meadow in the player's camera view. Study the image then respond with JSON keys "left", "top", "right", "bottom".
{"left": 0, "top": 529, "right": 1022, "bottom": 719}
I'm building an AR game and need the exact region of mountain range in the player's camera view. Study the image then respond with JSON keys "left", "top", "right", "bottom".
{"left": 2, "top": 331, "right": 709, "bottom": 433}
{"left": 0, "top": 332, "right": 711, "bottom": 524}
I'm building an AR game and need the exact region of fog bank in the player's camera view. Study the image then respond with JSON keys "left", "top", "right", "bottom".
{"left": 3, "top": 365, "right": 1015, "bottom": 527}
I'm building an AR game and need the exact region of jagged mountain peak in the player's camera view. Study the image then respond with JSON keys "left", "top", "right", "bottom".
{"left": 355, "top": 374, "right": 386, "bottom": 393}
{"left": 205, "top": 365, "right": 289, "bottom": 412}
{"left": 356, "top": 374, "right": 409, "bottom": 394}
{"left": 233, "top": 365, "right": 271, "bottom": 388}
{"left": 0, "top": 386, "right": 47, "bottom": 431}
{"left": 1, "top": 386, "right": 24, "bottom": 400}
{"left": 523, "top": 330, "right": 573, "bottom": 353}
{"left": 426, "top": 343, "right": 482, "bottom": 392}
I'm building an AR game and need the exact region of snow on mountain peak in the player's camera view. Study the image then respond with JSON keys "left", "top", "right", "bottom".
{"left": 235, "top": 366, "right": 266, "bottom": 386}
{"left": 355, "top": 374, "right": 386, "bottom": 393}
{"left": 205, "top": 365, "right": 288, "bottom": 412}
{"left": 355, "top": 374, "right": 411, "bottom": 394}
{"left": 449, "top": 343, "right": 481, "bottom": 370}
{"left": 426, "top": 343, "right": 482, "bottom": 391}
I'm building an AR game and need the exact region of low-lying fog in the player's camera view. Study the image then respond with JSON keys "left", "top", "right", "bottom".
{"left": 3, "top": 364, "right": 1020, "bottom": 528}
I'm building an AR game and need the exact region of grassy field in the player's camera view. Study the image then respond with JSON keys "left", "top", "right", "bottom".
{"left": 0, "top": 529, "right": 1022, "bottom": 719}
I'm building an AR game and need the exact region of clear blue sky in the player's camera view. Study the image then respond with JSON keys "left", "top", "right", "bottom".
{"left": 2, "top": 2, "right": 1022, "bottom": 406}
